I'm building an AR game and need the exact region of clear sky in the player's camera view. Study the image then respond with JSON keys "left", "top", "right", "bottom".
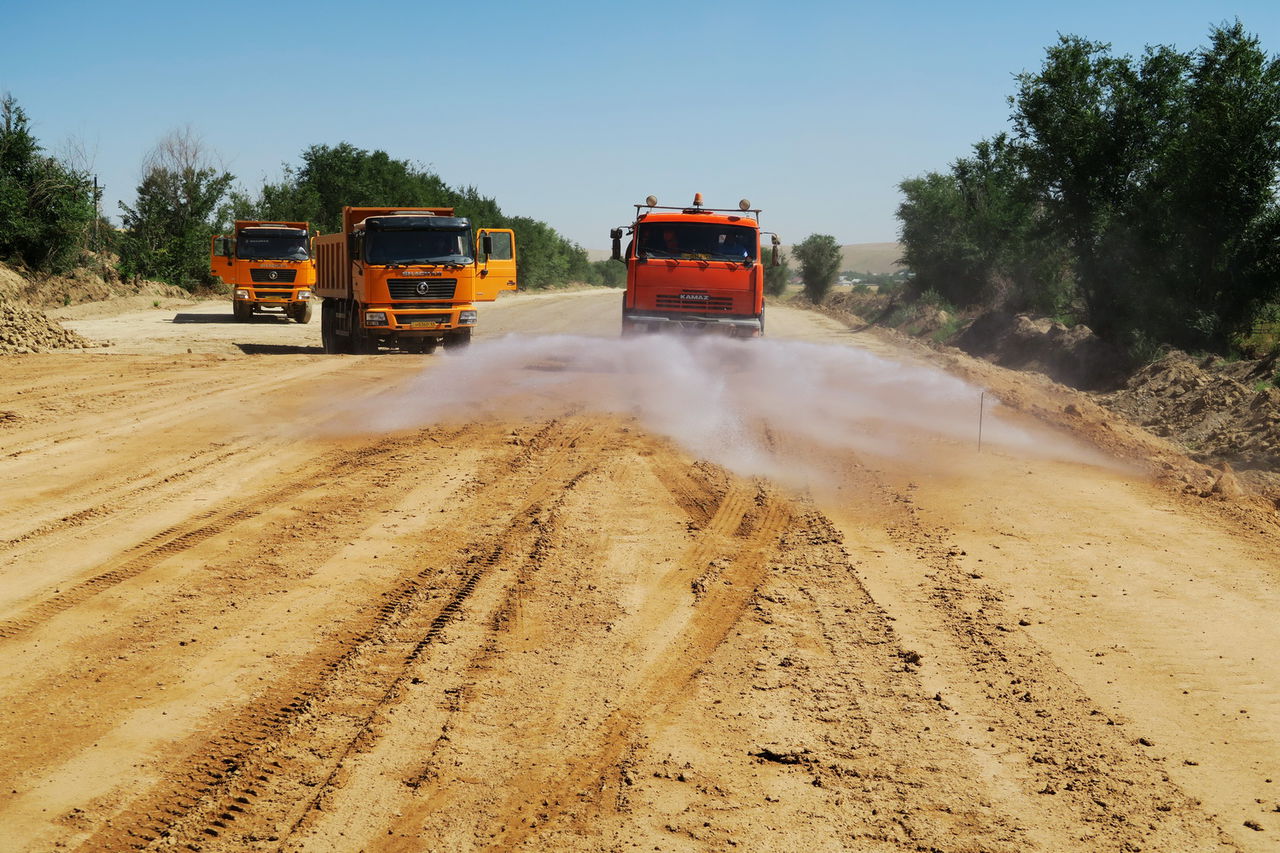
{"left": 3, "top": 0, "right": 1278, "bottom": 250}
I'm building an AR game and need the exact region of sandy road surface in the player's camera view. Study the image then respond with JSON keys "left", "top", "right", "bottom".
{"left": 1, "top": 290, "right": 1277, "bottom": 851}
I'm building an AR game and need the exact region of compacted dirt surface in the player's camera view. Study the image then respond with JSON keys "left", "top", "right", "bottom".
{"left": 2, "top": 290, "right": 1278, "bottom": 852}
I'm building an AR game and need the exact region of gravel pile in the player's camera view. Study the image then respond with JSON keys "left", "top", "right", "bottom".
{"left": 0, "top": 300, "right": 95, "bottom": 354}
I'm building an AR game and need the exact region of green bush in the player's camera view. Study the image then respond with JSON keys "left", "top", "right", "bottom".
{"left": 0, "top": 96, "right": 96, "bottom": 272}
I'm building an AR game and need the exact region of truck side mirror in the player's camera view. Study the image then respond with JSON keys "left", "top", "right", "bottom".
{"left": 348, "top": 234, "right": 359, "bottom": 261}
{"left": 610, "top": 228, "right": 623, "bottom": 262}
{"left": 481, "top": 233, "right": 493, "bottom": 258}
{"left": 771, "top": 235, "right": 781, "bottom": 268}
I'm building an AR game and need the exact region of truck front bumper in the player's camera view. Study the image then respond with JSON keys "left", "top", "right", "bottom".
{"left": 623, "top": 310, "right": 762, "bottom": 337}
{"left": 361, "top": 306, "right": 477, "bottom": 334}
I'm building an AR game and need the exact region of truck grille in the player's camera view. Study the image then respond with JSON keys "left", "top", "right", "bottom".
{"left": 388, "top": 278, "right": 457, "bottom": 300}
{"left": 252, "top": 284, "right": 293, "bottom": 295}
{"left": 250, "top": 268, "right": 297, "bottom": 283}
{"left": 393, "top": 313, "right": 452, "bottom": 326}
{"left": 655, "top": 294, "right": 735, "bottom": 312}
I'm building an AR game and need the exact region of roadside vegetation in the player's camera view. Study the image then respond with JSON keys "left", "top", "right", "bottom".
{"left": 0, "top": 102, "right": 607, "bottom": 293}
{"left": 0, "top": 96, "right": 99, "bottom": 273}
{"left": 892, "top": 21, "right": 1280, "bottom": 361}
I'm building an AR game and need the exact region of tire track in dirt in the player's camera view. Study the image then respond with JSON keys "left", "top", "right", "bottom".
{"left": 837, "top": 469, "right": 1237, "bottom": 851}
{"left": 72, "top": 418, "right": 603, "bottom": 852}
{"left": 474, "top": 470, "right": 792, "bottom": 850}
{"left": 0, "top": 443, "right": 255, "bottom": 552}
{"left": 0, "top": 358, "right": 343, "bottom": 461}
{"left": 0, "top": 430, "right": 441, "bottom": 642}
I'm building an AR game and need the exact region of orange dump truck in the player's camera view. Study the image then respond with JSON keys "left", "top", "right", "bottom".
{"left": 210, "top": 221, "right": 316, "bottom": 323}
{"left": 314, "top": 206, "right": 517, "bottom": 354}
{"left": 611, "top": 194, "right": 778, "bottom": 337}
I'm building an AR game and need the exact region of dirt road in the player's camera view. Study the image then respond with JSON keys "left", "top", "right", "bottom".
{"left": 2, "top": 290, "right": 1277, "bottom": 851}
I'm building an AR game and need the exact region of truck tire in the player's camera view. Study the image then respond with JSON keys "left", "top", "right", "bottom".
{"left": 233, "top": 300, "right": 252, "bottom": 322}
{"left": 321, "top": 300, "right": 340, "bottom": 353}
{"left": 293, "top": 301, "right": 313, "bottom": 324}
{"left": 349, "top": 299, "right": 377, "bottom": 354}
{"left": 443, "top": 329, "right": 472, "bottom": 351}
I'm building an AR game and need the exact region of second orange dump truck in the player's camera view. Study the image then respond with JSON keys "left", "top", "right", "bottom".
{"left": 611, "top": 194, "right": 778, "bottom": 337}
{"left": 314, "top": 207, "right": 517, "bottom": 354}
{"left": 210, "top": 221, "right": 316, "bottom": 323}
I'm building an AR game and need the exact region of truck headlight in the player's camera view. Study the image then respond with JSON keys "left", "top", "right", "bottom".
{"left": 234, "top": 289, "right": 250, "bottom": 299}
{"left": 458, "top": 310, "right": 478, "bottom": 325}
{"left": 297, "top": 290, "right": 311, "bottom": 300}
{"left": 365, "top": 311, "right": 388, "bottom": 326}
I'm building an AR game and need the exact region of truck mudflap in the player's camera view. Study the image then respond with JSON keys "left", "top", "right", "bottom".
{"left": 622, "top": 311, "right": 763, "bottom": 337}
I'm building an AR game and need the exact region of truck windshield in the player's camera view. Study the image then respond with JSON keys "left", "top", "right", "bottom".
{"left": 237, "top": 233, "right": 309, "bottom": 261}
{"left": 637, "top": 223, "right": 756, "bottom": 261}
{"left": 366, "top": 229, "right": 474, "bottom": 265}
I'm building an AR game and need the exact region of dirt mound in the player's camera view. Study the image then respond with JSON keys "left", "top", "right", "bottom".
{"left": 1, "top": 258, "right": 191, "bottom": 354}
{"left": 952, "top": 311, "right": 1128, "bottom": 391}
{"left": 1101, "top": 351, "right": 1280, "bottom": 476}
{"left": 7, "top": 255, "right": 188, "bottom": 310}
{"left": 1, "top": 262, "right": 94, "bottom": 353}
{"left": 0, "top": 301, "right": 94, "bottom": 353}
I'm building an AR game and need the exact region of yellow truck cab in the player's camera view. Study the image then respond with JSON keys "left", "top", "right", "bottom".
{"left": 314, "top": 206, "right": 517, "bottom": 354}
{"left": 210, "top": 221, "right": 316, "bottom": 323}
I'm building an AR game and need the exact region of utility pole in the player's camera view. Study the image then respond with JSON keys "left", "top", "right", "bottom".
{"left": 92, "top": 176, "right": 102, "bottom": 250}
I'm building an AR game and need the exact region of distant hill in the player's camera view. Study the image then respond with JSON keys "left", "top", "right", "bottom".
{"left": 834, "top": 242, "right": 904, "bottom": 275}
{"left": 585, "top": 242, "right": 905, "bottom": 274}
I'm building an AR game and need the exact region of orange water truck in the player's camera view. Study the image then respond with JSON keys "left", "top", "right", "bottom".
{"left": 611, "top": 193, "right": 779, "bottom": 336}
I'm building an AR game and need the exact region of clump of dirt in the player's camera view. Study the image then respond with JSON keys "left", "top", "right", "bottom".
{"left": 950, "top": 311, "right": 1128, "bottom": 391}
{"left": 1, "top": 262, "right": 92, "bottom": 352}
{"left": 0, "top": 300, "right": 94, "bottom": 353}
{"left": 1, "top": 258, "right": 188, "bottom": 354}
{"left": 1100, "top": 351, "right": 1280, "bottom": 495}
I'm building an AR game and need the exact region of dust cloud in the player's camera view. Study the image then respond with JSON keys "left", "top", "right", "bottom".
{"left": 347, "top": 334, "right": 1104, "bottom": 489}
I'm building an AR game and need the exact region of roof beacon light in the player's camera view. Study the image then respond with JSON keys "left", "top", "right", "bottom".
{"left": 645, "top": 195, "right": 658, "bottom": 207}
{"left": 693, "top": 193, "right": 704, "bottom": 207}
{"left": 739, "top": 199, "right": 751, "bottom": 211}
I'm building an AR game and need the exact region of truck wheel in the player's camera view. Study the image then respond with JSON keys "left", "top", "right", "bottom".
{"left": 321, "top": 300, "right": 340, "bottom": 353}
{"left": 293, "top": 302, "right": 313, "bottom": 324}
{"left": 233, "top": 300, "right": 252, "bottom": 322}
{"left": 349, "top": 300, "right": 377, "bottom": 354}
{"left": 443, "top": 329, "right": 472, "bottom": 351}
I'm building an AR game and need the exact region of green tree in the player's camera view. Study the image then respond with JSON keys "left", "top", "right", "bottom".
{"left": 117, "top": 128, "right": 233, "bottom": 290}
{"left": 1012, "top": 37, "right": 1192, "bottom": 340}
{"left": 898, "top": 135, "right": 1072, "bottom": 315}
{"left": 764, "top": 246, "right": 790, "bottom": 297}
{"left": 0, "top": 95, "right": 96, "bottom": 271}
{"left": 1155, "top": 22, "right": 1280, "bottom": 349}
{"left": 591, "top": 258, "right": 626, "bottom": 288}
{"left": 792, "top": 234, "right": 841, "bottom": 302}
{"left": 235, "top": 143, "right": 584, "bottom": 289}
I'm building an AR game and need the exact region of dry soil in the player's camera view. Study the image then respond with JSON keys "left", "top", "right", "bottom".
{"left": 1, "top": 290, "right": 1277, "bottom": 852}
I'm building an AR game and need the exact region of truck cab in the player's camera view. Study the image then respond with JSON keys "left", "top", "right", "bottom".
{"left": 612, "top": 194, "right": 777, "bottom": 337}
{"left": 210, "top": 221, "right": 316, "bottom": 323}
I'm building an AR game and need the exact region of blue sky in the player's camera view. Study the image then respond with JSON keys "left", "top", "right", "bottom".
{"left": 3, "top": 0, "right": 1278, "bottom": 249}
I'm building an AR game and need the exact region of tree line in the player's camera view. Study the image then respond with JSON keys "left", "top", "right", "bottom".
{"left": 0, "top": 101, "right": 613, "bottom": 291}
{"left": 0, "top": 95, "right": 98, "bottom": 273}
{"left": 896, "top": 21, "right": 1280, "bottom": 358}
